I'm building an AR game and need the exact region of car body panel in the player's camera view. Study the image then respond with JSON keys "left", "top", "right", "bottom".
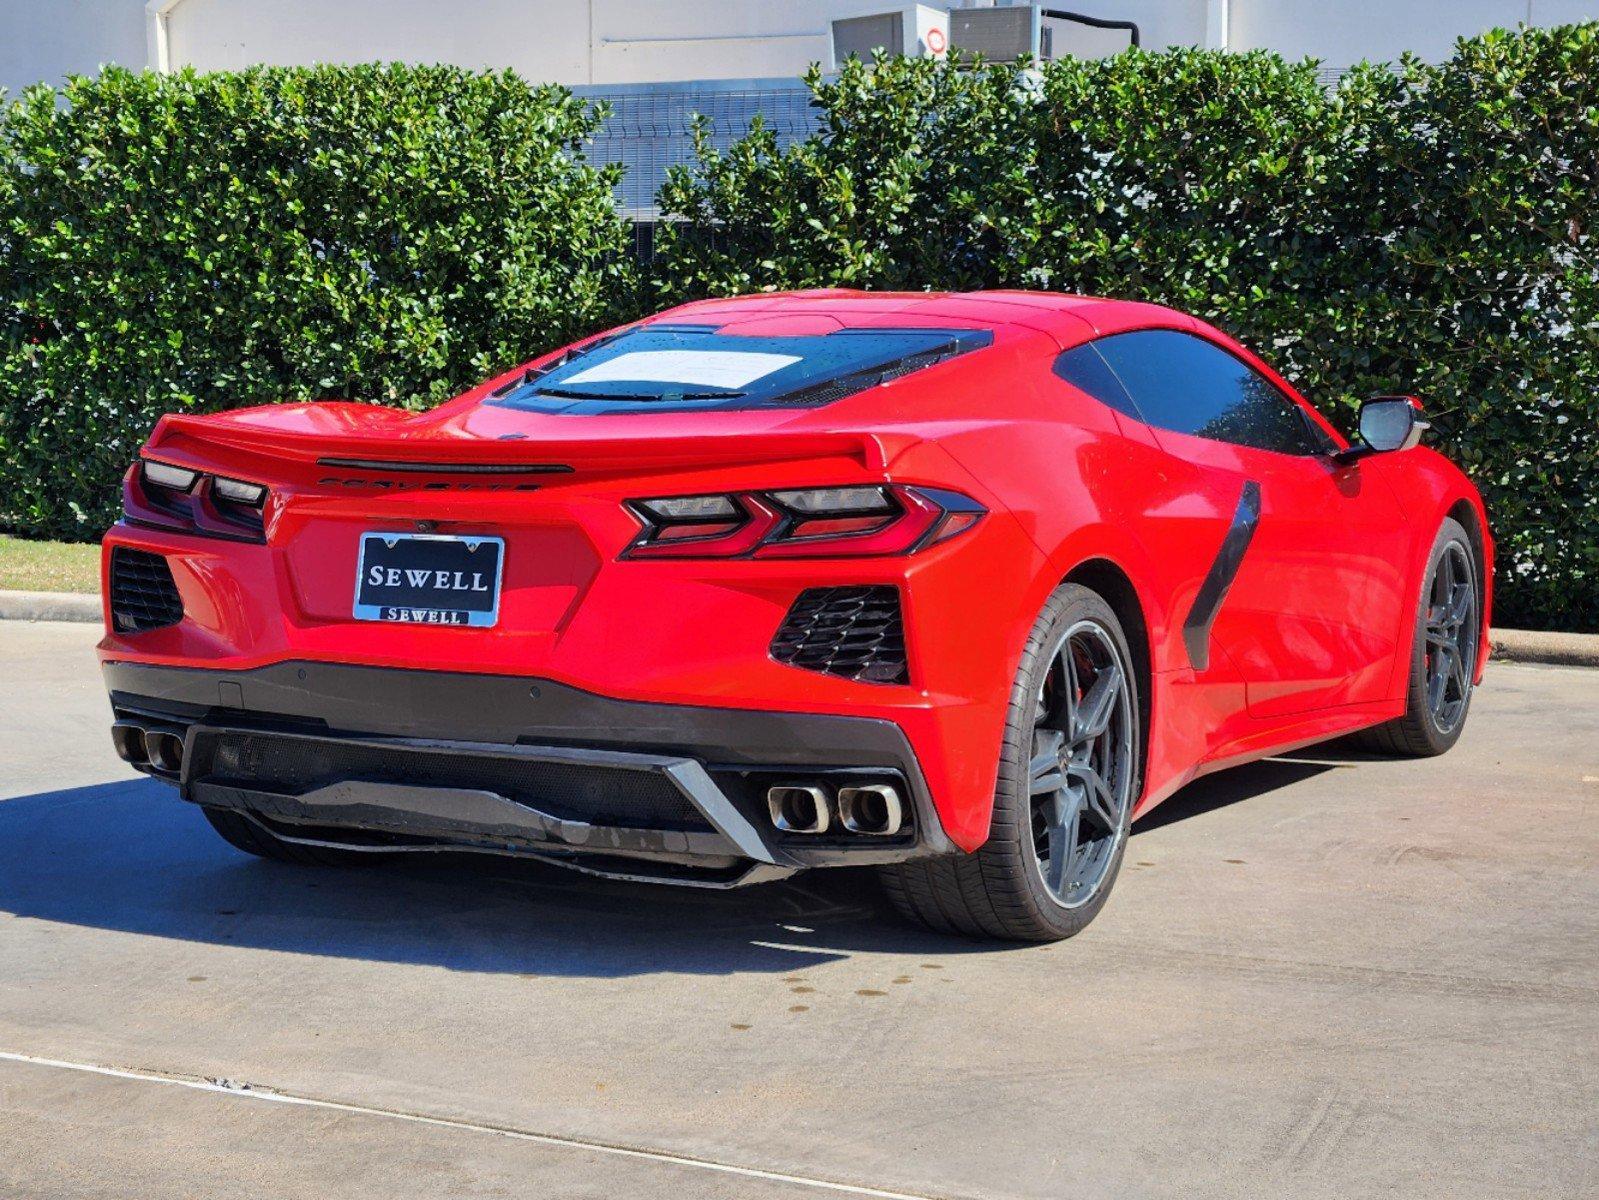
{"left": 99, "top": 289, "right": 1493, "bottom": 867}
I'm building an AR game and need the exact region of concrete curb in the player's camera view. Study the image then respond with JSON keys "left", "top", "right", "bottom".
{"left": 1, "top": 589, "right": 1595, "bottom": 667}
{"left": 0, "top": 589, "right": 102, "bottom": 624}
{"left": 1491, "top": 627, "right": 1599, "bottom": 669}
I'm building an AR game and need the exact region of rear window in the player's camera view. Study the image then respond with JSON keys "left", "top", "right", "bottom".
{"left": 490, "top": 324, "right": 992, "bottom": 414}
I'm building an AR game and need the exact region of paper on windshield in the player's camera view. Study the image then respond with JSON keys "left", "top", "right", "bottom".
{"left": 561, "top": 350, "right": 801, "bottom": 390}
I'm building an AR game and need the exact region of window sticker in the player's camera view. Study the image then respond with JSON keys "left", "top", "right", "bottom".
{"left": 561, "top": 350, "right": 802, "bottom": 390}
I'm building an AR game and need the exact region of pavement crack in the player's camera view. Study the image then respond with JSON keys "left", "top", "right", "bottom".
{"left": 0, "top": 1048, "right": 960, "bottom": 1200}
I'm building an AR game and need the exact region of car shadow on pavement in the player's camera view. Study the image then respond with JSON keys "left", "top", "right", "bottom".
{"left": 1131, "top": 755, "right": 1339, "bottom": 833}
{"left": 1, "top": 757, "right": 1332, "bottom": 975}
{"left": 0, "top": 778, "right": 980, "bottom": 977}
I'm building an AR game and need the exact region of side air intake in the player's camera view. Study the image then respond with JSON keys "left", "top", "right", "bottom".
{"left": 109, "top": 547, "right": 184, "bottom": 633}
{"left": 770, "top": 586, "right": 908, "bottom": 685}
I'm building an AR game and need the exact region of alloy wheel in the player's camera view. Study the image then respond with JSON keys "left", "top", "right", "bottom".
{"left": 1423, "top": 541, "right": 1477, "bottom": 734}
{"left": 1027, "top": 620, "right": 1135, "bottom": 909}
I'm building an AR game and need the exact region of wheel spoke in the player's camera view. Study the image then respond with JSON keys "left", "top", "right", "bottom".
{"left": 1029, "top": 728, "right": 1065, "bottom": 794}
{"left": 1070, "top": 763, "right": 1119, "bottom": 834}
{"left": 1058, "top": 649, "right": 1078, "bottom": 730}
{"left": 1074, "top": 662, "right": 1122, "bottom": 743}
{"left": 1447, "top": 581, "right": 1472, "bottom": 625}
{"left": 1426, "top": 650, "right": 1450, "bottom": 713}
{"left": 1044, "top": 792, "right": 1078, "bottom": 895}
{"left": 1037, "top": 648, "right": 1077, "bottom": 731}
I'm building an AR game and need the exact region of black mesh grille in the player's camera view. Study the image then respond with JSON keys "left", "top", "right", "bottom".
{"left": 201, "top": 732, "right": 712, "bottom": 832}
{"left": 770, "top": 586, "right": 908, "bottom": 685}
{"left": 109, "top": 547, "right": 184, "bottom": 633}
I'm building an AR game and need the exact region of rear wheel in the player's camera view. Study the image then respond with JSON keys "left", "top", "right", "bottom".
{"left": 201, "top": 806, "right": 386, "bottom": 868}
{"left": 880, "top": 583, "right": 1140, "bottom": 942}
{"left": 1354, "top": 517, "right": 1480, "bottom": 757}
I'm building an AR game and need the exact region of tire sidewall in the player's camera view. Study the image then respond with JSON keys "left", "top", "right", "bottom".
{"left": 987, "top": 583, "right": 1143, "bottom": 940}
{"left": 1406, "top": 518, "right": 1478, "bottom": 754}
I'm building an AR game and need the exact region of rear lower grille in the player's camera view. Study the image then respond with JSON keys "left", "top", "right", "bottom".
{"left": 770, "top": 586, "right": 908, "bottom": 685}
{"left": 109, "top": 547, "right": 184, "bottom": 633}
{"left": 201, "top": 732, "right": 713, "bottom": 832}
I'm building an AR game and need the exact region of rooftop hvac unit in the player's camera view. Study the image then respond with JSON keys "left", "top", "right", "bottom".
{"left": 949, "top": 5, "right": 1140, "bottom": 63}
{"left": 830, "top": 6, "right": 951, "bottom": 68}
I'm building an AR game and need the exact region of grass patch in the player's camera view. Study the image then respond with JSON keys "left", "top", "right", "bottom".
{"left": 0, "top": 534, "right": 100, "bottom": 593}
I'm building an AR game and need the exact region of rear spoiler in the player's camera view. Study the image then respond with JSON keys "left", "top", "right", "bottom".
{"left": 146, "top": 408, "right": 908, "bottom": 479}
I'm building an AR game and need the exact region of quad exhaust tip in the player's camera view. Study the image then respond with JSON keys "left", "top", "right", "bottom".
{"left": 766, "top": 782, "right": 905, "bottom": 837}
{"left": 111, "top": 722, "right": 185, "bottom": 774}
{"left": 767, "top": 785, "right": 831, "bottom": 835}
{"left": 146, "top": 731, "right": 184, "bottom": 774}
{"left": 837, "top": 784, "right": 904, "bottom": 836}
{"left": 111, "top": 722, "right": 147, "bottom": 766}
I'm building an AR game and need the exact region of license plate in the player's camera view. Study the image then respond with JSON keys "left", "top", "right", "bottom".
{"left": 353, "top": 533, "right": 505, "bottom": 627}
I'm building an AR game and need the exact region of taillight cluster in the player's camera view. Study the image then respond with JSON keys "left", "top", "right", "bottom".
{"left": 123, "top": 459, "right": 269, "bottom": 543}
{"left": 624, "top": 485, "right": 984, "bottom": 559}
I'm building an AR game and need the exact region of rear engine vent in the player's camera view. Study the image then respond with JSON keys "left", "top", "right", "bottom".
{"left": 109, "top": 547, "right": 183, "bottom": 633}
{"left": 771, "top": 586, "right": 908, "bottom": 685}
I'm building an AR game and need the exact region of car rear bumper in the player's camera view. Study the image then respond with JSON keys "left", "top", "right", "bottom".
{"left": 104, "top": 659, "right": 956, "bottom": 886}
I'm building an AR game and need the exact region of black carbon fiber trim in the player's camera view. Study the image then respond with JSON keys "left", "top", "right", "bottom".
{"left": 100, "top": 658, "right": 956, "bottom": 865}
{"left": 1183, "top": 481, "right": 1261, "bottom": 672}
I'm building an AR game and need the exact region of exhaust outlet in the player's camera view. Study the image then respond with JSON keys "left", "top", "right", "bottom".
{"left": 837, "top": 785, "right": 904, "bottom": 836}
{"left": 111, "top": 722, "right": 148, "bottom": 766}
{"left": 767, "top": 785, "right": 832, "bottom": 835}
{"left": 146, "top": 731, "right": 185, "bottom": 774}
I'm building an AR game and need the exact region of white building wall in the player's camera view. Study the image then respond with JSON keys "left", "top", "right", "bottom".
{"left": 4, "top": 0, "right": 1599, "bottom": 98}
{"left": 588, "top": 1, "right": 892, "bottom": 84}
{"left": 162, "top": 0, "right": 590, "bottom": 80}
{"left": 161, "top": 0, "right": 966, "bottom": 86}
{"left": 139, "top": 0, "right": 1599, "bottom": 82}
{"left": 1228, "top": 0, "right": 1536, "bottom": 66}
{"left": 0, "top": 0, "right": 144, "bottom": 96}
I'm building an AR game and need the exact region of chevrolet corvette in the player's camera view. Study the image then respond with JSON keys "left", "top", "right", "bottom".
{"left": 100, "top": 290, "right": 1490, "bottom": 941}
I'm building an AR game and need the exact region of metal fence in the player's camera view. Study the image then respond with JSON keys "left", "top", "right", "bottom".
{"left": 575, "top": 78, "right": 820, "bottom": 222}
{"left": 577, "top": 69, "right": 1362, "bottom": 259}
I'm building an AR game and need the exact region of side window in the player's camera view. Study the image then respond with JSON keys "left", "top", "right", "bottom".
{"left": 1086, "top": 330, "right": 1318, "bottom": 456}
{"left": 1052, "top": 343, "right": 1141, "bottom": 422}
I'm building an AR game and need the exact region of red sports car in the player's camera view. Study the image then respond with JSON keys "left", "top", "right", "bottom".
{"left": 100, "top": 290, "right": 1490, "bottom": 941}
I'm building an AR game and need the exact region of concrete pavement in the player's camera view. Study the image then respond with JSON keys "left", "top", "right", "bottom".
{"left": 0, "top": 621, "right": 1595, "bottom": 1199}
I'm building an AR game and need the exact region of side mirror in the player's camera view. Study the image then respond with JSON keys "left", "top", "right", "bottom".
{"left": 1337, "top": 396, "right": 1428, "bottom": 463}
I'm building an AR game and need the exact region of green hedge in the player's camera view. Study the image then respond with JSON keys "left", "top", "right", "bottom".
{"left": 3, "top": 33, "right": 1596, "bottom": 631}
{"left": 657, "top": 27, "right": 1599, "bottom": 632}
{"left": 0, "top": 64, "right": 636, "bottom": 536}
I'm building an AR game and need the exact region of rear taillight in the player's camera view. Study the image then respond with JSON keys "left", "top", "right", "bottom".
{"left": 624, "top": 485, "right": 984, "bottom": 559}
{"left": 123, "top": 458, "right": 269, "bottom": 543}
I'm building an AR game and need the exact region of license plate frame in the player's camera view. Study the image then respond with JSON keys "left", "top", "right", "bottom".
{"left": 352, "top": 532, "right": 505, "bottom": 628}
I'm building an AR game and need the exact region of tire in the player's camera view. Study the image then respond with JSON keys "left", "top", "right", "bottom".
{"left": 1353, "top": 517, "right": 1480, "bottom": 758}
{"left": 879, "top": 583, "right": 1142, "bottom": 942}
{"left": 201, "top": 806, "right": 387, "bottom": 868}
